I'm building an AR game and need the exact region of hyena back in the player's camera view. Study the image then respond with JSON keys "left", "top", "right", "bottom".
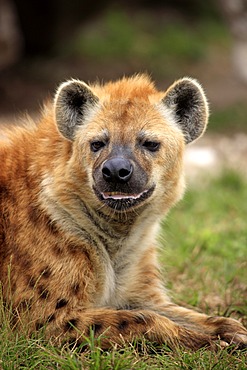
{"left": 0, "top": 75, "right": 246, "bottom": 350}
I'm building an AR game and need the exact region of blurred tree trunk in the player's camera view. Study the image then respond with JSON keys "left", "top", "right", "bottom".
{"left": 12, "top": 0, "right": 110, "bottom": 56}
{"left": 0, "top": 0, "right": 23, "bottom": 70}
{"left": 13, "top": 0, "right": 57, "bottom": 56}
{"left": 219, "top": 0, "right": 247, "bottom": 83}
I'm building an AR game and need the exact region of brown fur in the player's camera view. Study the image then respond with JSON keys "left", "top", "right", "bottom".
{"left": 0, "top": 75, "right": 246, "bottom": 350}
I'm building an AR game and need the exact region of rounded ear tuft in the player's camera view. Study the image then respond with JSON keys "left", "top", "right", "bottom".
{"left": 54, "top": 80, "right": 99, "bottom": 141}
{"left": 162, "top": 78, "right": 209, "bottom": 144}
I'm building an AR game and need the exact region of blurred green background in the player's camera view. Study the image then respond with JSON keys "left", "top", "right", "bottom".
{"left": 0, "top": 0, "right": 247, "bottom": 134}
{"left": 0, "top": 2, "right": 247, "bottom": 367}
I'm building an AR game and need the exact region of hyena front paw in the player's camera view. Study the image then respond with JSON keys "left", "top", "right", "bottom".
{"left": 207, "top": 316, "right": 247, "bottom": 349}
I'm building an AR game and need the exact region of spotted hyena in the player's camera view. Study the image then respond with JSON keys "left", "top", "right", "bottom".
{"left": 0, "top": 75, "right": 246, "bottom": 350}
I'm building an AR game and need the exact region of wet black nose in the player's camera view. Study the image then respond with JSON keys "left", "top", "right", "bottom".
{"left": 102, "top": 158, "right": 133, "bottom": 183}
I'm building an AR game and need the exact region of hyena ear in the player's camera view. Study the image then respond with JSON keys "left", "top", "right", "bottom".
{"left": 54, "top": 79, "right": 99, "bottom": 140}
{"left": 162, "top": 78, "right": 209, "bottom": 144}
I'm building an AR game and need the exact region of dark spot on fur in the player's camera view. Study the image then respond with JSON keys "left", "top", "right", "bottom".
{"left": 47, "top": 313, "right": 56, "bottom": 323}
{"left": 36, "top": 322, "right": 45, "bottom": 330}
{"left": 84, "top": 326, "right": 91, "bottom": 337}
{"left": 117, "top": 304, "right": 137, "bottom": 310}
{"left": 28, "top": 204, "right": 60, "bottom": 235}
{"left": 0, "top": 229, "right": 6, "bottom": 248}
{"left": 41, "top": 266, "right": 52, "bottom": 279}
{"left": 65, "top": 318, "right": 78, "bottom": 332}
{"left": 12, "top": 248, "right": 32, "bottom": 270}
{"left": 0, "top": 183, "right": 13, "bottom": 201}
{"left": 67, "top": 339, "right": 78, "bottom": 350}
{"left": 18, "top": 255, "right": 32, "bottom": 270}
{"left": 0, "top": 184, "right": 9, "bottom": 198}
{"left": 67, "top": 243, "right": 93, "bottom": 259}
{"left": 92, "top": 322, "right": 103, "bottom": 335}
{"left": 71, "top": 283, "right": 80, "bottom": 295}
{"left": 53, "top": 244, "right": 63, "bottom": 256}
{"left": 27, "top": 205, "right": 40, "bottom": 224}
{"left": 28, "top": 276, "right": 36, "bottom": 288}
{"left": 83, "top": 249, "right": 91, "bottom": 261}
{"left": 43, "top": 214, "right": 60, "bottom": 235}
{"left": 0, "top": 183, "right": 8, "bottom": 193}
{"left": 67, "top": 243, "right": 91, "bottom": 261}
{"left": 24, "top": 174, "right": 36, "bottom": 191}
{"left": 133, "top": 314, "right": 147, "bottom": 325}
{"left": 40, "top": 290, "right": 50, "bottom": 299}
{"left": 56, "top": 298, "right": 68, "bottom": 309}
{"left": 0, "top": 225, "right": 8, "bottom": 265}
{"left": 48, "top": 221, "right": 59, "bottom": 235}
{"left": 0, "top": 183, "right": 17, "bottom": 205}
{"left": 118, "top": 320, "right": 129, "bottom": 331}
{"left": 67, "top": 242, "right": 79, "bottom": 254}
{"left": 38, "top": 285, "right": 50, "bottom": 299}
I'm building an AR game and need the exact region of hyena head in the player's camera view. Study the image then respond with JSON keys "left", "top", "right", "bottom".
{"left": 54, "top": 75, "right": 208, "bottom": 215}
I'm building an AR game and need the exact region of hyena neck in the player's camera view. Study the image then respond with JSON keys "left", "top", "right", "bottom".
{"left": 73, "top": 198, "right": 158, "bottom": 258}
{"left": 40, "top": 172, "right": 156, "bottom": 257}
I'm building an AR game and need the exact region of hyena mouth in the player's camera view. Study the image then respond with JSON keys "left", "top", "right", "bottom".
{"left": 93, "top": 185, "right": 155, "bottom": 211}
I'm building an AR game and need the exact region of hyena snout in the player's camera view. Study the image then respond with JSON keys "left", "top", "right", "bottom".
{"left": 102, "top": 157, "right": 133, "bottom": 184}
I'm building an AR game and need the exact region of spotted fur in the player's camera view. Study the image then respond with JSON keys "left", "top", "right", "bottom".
{"left": 0, "top": 75, "right": 246, "bottom": 350}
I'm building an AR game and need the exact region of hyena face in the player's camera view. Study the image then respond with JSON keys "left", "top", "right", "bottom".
{"left": 54, "top": 75, "right": 208, "bottom": 213}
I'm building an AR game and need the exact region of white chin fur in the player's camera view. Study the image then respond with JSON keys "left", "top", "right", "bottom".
{"left": 101, "top": 189, "right": 148, "bottom": 200}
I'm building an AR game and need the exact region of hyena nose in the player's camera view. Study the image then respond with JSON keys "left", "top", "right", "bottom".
{"left": 102, "top": 158, "right": 133, "bottom": 183}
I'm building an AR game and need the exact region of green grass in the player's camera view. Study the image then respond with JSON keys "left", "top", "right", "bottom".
{"left": 209, "top": 103, "right": 247, "bottom": 133}
{"left": 61, "top": 7, "right": 247, "bottom": 134}
{"left": 65, "top": 9, "right": 230, "bottom": 75}
{"left": 1, "top": 171, "right": 246, "bottom": 368}
{"left": 162, "top": 172, "right": 247, "bottom": 315}
{"left": 59, "top": 6, "right": 247, "bottom": 133}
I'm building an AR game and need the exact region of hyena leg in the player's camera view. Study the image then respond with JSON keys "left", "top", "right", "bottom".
{"left": 45, "top": 308, "right": 219, "bottom": 350}
{"left": 125, "top": 249, "right": 247, "bottom": 348}
{"left": 156, "top": 304, "right": 247, "bottom": 348}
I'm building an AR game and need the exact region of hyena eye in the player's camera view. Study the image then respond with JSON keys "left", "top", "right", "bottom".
{"left": 90, "top": 141, "right": 105, "bottom": 152}
{"left": 142, "top": 141, "right": 160, "bottom": 152}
